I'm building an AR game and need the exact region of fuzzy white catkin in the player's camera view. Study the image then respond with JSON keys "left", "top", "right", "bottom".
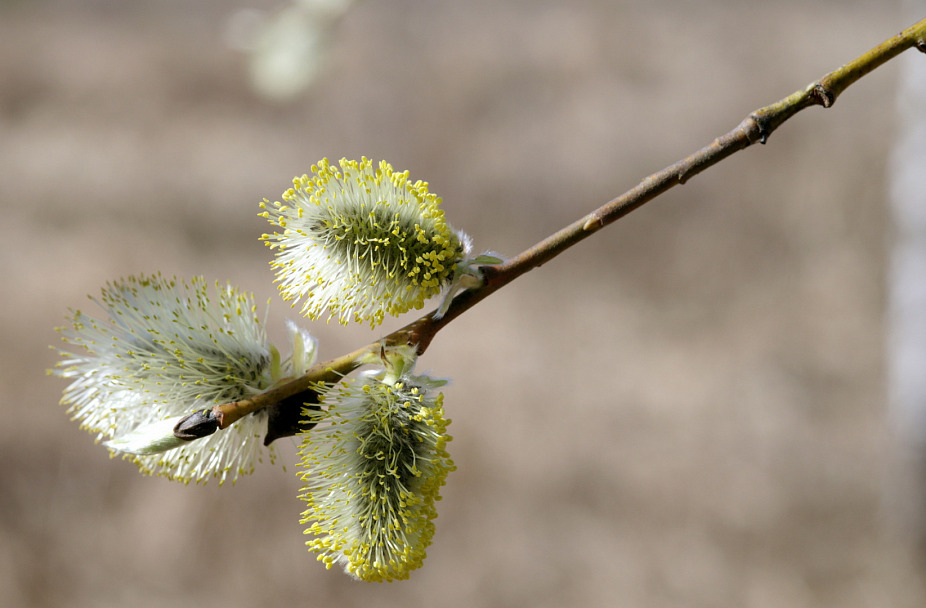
{"left": 53, "top": 274, "right": 317, "bottom": 484}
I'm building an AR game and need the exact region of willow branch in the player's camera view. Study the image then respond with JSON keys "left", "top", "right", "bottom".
{"left": 207, "top": 16, "right": 926, "bottom": 432}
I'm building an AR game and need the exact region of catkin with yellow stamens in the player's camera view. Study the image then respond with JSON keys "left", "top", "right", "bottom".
{"left": 298, "top": 366, "right": 454, "bottom": 582}
{"left": 260, "top": 157, "right": 470, "bottom": 327}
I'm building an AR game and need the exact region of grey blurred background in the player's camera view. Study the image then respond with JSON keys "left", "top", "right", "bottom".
{"left": 2, "top": 1, "right": 924, "bottom": 606}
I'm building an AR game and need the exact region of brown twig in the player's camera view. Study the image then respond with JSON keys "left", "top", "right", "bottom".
{"left": 202, "top": 16, "right": 926, "bottom": 435}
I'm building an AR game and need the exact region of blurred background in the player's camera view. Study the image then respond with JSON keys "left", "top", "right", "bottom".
{"left": 2, "top": 0, "right": 924, "bottom": 606}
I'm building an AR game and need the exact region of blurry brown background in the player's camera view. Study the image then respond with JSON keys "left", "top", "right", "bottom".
{"left": 2, "top": 1, "right": 922, "bottom": 606}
